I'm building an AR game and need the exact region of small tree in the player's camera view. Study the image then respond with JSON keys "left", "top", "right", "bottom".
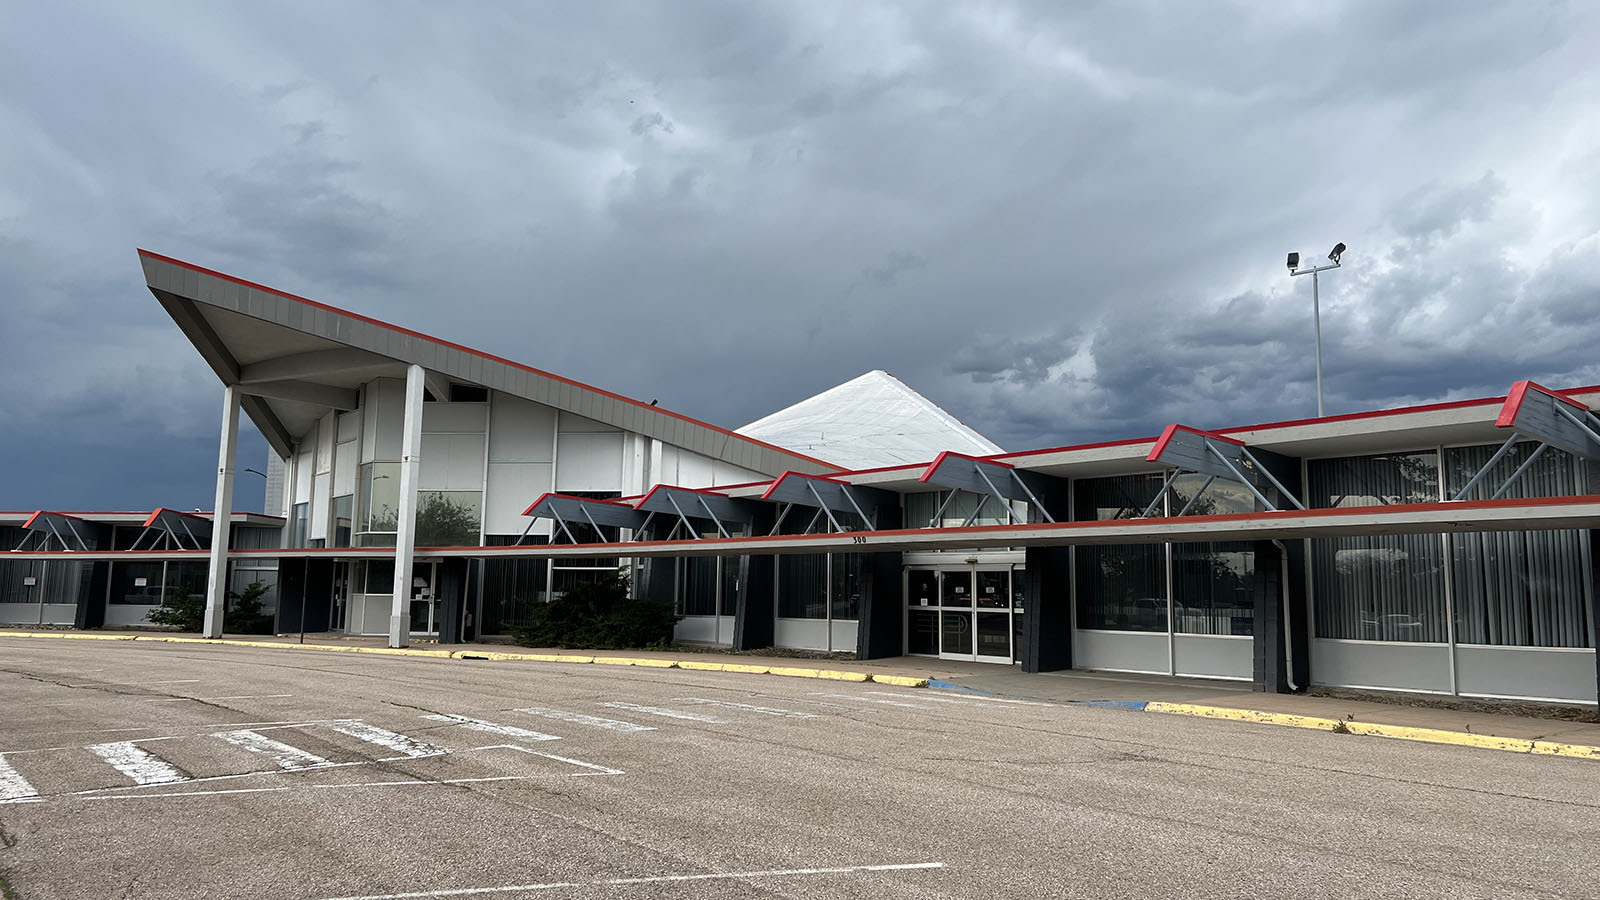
{"left": 145, "top": 579, "right": 206, "bottom": 631}
{"left": 512, "top": 573, "right": 679, "bottom": 649}
{"left": 225, "top": 581, "right": 275, "bottom": 635}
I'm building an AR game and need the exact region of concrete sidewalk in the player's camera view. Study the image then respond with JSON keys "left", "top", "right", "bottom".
{"left": 5, "top": 626, "right": 1595, "bottom": 751}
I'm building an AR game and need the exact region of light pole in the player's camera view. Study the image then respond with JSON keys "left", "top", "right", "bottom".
{"left": 1288, "top": 242, "right": 1346, "bottom": 417}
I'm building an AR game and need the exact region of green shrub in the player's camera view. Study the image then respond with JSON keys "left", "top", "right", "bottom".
{"left": 144, "top": 580, "right": 276, "bottom": 634}
{"left": 511, "top": 573, "right": 679, "bottom": 649}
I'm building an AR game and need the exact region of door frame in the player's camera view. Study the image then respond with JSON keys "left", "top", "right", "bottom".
{"left": 904, "top": 564, "right": 1018, "bottom": 664}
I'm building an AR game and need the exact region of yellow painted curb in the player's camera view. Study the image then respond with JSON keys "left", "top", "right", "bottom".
{"left": 593, "top": 656, "right": 678, "bottom": 668}
{"left": 768, "top": 666, "right": 871, "bottom": 683}
{"left": 870, "top": 674, "right": 930, "bottom": 688}
{"left": 1142, "top": 702, "right": 1600, "bottom": 760}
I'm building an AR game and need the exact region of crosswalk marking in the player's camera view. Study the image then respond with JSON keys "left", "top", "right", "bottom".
{"left": 325, "top": 721, "right": 447, "bottom": 759}
{"left": 514, "top": 707, "right": 656, "bottom": 733}
{"left": 672, "top": 698, "right": 818, "bottom": 719}
{"left": 422, "top": 714, "right": 560, "bottom": 742}
{"left": 0, "top": 754, "right": 38, "bottom": 803}
{"left": 87, "top": 741, "right": 188, "bottom": 785}
{"left": 811, "top": 692, "right": 938, "bottom": 710}
{"left": 214, "top": 729, "right": 334, "bottom": 770}
{"left": 600, "top": 702, "right": 724, "bottom": 723}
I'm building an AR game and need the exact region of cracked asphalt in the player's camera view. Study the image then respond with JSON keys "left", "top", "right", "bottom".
{"left": 0, "top": 636, "right": 1596, "bottom": 900}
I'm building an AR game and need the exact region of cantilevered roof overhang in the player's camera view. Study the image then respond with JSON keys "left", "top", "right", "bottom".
{"left": 12, "top": 495, "right": 1600, "bottom": 561}
{"left": 139, "top": 250, "right": 843, "bottom": 477}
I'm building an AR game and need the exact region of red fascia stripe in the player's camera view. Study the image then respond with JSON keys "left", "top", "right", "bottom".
{"left": 1496, "top": 380, "right": 1590, "bottom": 428}
{"left": 759, "top": 471, "right": 853, "bottom": 501}
{"left": 917, "top": 450, "right": 1016, "bottom": 484}
{"left": 635, "top": 484, "right": 731, "bottom": 508}
{"left": 137, "top": 250, "right": 845, "bottom": 474}
{"left": 142, "top": 507, "right": 211, "bottom": 528}
{"left": 520, "top": 492, "right": 634, "bottom": 518}
{"left": 1146, "top": 424, "right": 1247, "bottom": 463}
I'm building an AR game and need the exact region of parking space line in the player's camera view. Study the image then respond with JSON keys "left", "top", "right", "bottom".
{"left": 313, "top": 861, "right": 946, "bottom": 899}
{"left": 600, "top": 702, "right": 723, "bottom": 723}
{"left": 514, "top": 707, "right": 656, "bottom": 733}
{"left": 326, "top": 721, "right": 447, "bottom": 759}
{"left": 672, "top": 698, "right": 818, "bottom": 719}
{"left": 0, "top": 754, "right": 38, "bottom": 802}
{"left": 422, "top": 714, "right": 560, "bottom": 742}
{"left": 87, "top": 741, "right": 188, "bottom": 785}
{"left": 215, "top": 729, "right": 335, "bottom": 770}
{"left": 142, "top": 694, "right": 294, "bottom": 703}
{"left": 64, "top": 679, "right": 201, "bottom": 689}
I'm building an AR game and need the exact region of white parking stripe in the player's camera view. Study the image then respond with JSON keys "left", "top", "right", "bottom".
{"left": 810, "top": 692, "right": 937, "bottom": 709}
{"left": 672, "top": 698, "right": 818, "bottom": 718}
{"left": 87, "top": 741, "right": 188, "bottom": 785}
{"left": 325, "top": 721, "right": 447, "bottom": 759}
{"left": 0, "top": 754, "right": 38, "bottom": 803}
{"left": 312, "top": 861, "right": 946, "bottom": 899}
{"left": 422, "top": 714, "right": 560, "bottom": 742}
{"left": 514, "top": 707, "right": 656, "bottom": 732}
{"left": 600, "top": 702, "right": 723, "bottom": 723}
{"left": 214, "top": 729, "right": 334, "bottom": 770}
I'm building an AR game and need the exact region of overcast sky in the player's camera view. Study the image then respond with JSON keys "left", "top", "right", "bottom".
{"left": 5, "top": 1, "right": 1600, "bottom": 513}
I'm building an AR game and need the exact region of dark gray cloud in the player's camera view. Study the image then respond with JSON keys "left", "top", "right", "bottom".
{"left": 3, "top": 0, "right": 1599, "bottom": 511}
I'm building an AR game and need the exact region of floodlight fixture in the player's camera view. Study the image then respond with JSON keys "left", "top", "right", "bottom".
{"left": 1288, "top": 242, "right": 1348, "bottom": 417}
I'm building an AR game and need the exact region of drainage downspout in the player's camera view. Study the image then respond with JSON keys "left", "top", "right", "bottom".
{"left": 1271, "top": 540, "right": 1300, "bottom": 692}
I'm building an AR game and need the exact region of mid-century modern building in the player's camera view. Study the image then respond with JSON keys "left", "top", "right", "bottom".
{"left": 3, "top": 250, "right": 1596, "bottom": 710}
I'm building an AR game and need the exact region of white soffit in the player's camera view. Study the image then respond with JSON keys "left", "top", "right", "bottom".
{"left": 737, "top": 370, "right": 1003, "bottom": 470}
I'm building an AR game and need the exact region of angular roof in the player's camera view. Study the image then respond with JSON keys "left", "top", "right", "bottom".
{"left": 138, "top": 250, "right": 840, "bottom": 477}
{"left": 736, "top": 370, "right": 1003, "bottom": 470}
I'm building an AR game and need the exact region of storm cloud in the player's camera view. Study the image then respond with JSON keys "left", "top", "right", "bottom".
{"left": 4, "top": 1, "right": 1599, "bottom": 510}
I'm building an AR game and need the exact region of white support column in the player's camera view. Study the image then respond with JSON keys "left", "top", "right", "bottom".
{"left": 204, "top": 386, "right": 241, "bottom": 639}
{"left": 389, "top": 365, "right": 426, "bottom": 647}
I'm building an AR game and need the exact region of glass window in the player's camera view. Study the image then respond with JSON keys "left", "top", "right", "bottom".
{"left": 1308, "top": 453, "right": 1446, "bottom": 642}
{"left": 110, "top": 561, "right": 167, "bottom": 605}
{"left": 1172, "top": 543, "right": 1254, "bottom": 635}
{"left": 679, "top": 557, "right": 717, "bottom": 616}
{"left": 289, "top": 503, "right": 309, "bottom": 549}
{"left": 332, "top": 495, "right": 354, "bottom": 548}
{"left": 360, "top": 462, "right": 401, "bottom": 534}
{"left": 365, "top": 560, "right": 396, "bottom": 594}
{"left": 830, "top": 554, "right": 863, "bottom": 620}
{"left": 480, "top": 535, "right": 550, "bottom": 634}
{"left": 777, "top": 554, "right": 827, "bottom": 618}
{"left": 720, "top": 557, "right": 740, "bottom": 617}
{"left": 416, "top": 491, "right": 482, "bottom": 547}
{"left": 0, "top": 559, "right": 45, "bottom": 604}
{"left": 1444, "top": 443, "right": 1592, "bottom": 648}
{"left": 1074, "top": 475, "right": 1168, "bottom": 632}
{"left": 229, "top": 567, "right": 279, "bottom": 615}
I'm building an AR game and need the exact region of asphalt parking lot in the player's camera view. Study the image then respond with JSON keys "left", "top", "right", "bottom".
{"left": 0, "top": 637, "right": 1596, "bottom": 900}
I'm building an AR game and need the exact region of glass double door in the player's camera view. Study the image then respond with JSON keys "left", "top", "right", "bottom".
{"left": 906, "top": 567, "right": 1018, "bottom": 664}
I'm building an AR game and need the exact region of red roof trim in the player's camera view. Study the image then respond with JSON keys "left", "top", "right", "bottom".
{"left": 917, "top": 450, "right": 1016, "bottom": 484}
{"left": 635, "top": 484, "right": 732, "bottom": 508}
{"left": 520, "top": 492, "right": 636, "bottom": 518}
{"left": 759, "top": 471, "right": 853, "bottom": 500}
{"left": 1146, "top": 424, "right": 1247, "bottom": 463}
{"left": 987, "top": 437, "right": 1156, "bottom": 463}
{"left": 138, "top": 249, "right": 844, "bottom": 474}
{"left": 142, "top": 507, "right": 212, "bottom": 528}
{"left": 1496, "top": 380, "right": 1590, "bottom": 428}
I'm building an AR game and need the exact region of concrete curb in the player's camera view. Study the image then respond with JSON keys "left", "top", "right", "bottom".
{"left": 1141, "top": 701, "right": 1600, "bottom": 761}
{"left": 0, "top": 631, "right": 930, "bottom": 688}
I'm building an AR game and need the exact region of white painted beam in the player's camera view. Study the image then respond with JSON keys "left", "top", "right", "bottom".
{"left": 238, "top": 348, "right": 393, "bottom": 384}
{"left": 238, "top": 380, "right": 359, "bottom": 410}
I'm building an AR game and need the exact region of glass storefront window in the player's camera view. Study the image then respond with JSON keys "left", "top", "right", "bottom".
{"left": 289, "top": 503, "right": 309, "bottom": 548}
{"left": 359, "top": 463, "right": 401, "bottom": 535}
{"left": 1074, "top": 474, "right": 1169, "bottom": 632}
{"left": 415, "top": 491, "right": 482, "bottom": 547}
{"left": 332, "top": 495, "right": 354, "bottom": 548}
{"left": 1308, "top": 452, "right": 1447, "bottom": 642}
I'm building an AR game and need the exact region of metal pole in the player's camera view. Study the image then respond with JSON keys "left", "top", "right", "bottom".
{"left": 300, "top": 557, "right": 308, "bottom": 644}
{"left": 1313, "top": 269, "right": 1324, "bottom": 418}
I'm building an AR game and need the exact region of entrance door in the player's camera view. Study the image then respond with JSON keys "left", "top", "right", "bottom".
{"left": 409, "top": 562, "right": 438, "bottom": 636}
{"left": 330, "top": 562, "right": 350, "bottom": 632}
{"left": 906, "top": 566, "right": 1016, "bottom": 663}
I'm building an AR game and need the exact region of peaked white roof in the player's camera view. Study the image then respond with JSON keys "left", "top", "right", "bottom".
{"left": 737, "top": 370, "right": 1004, "bottom": 470}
